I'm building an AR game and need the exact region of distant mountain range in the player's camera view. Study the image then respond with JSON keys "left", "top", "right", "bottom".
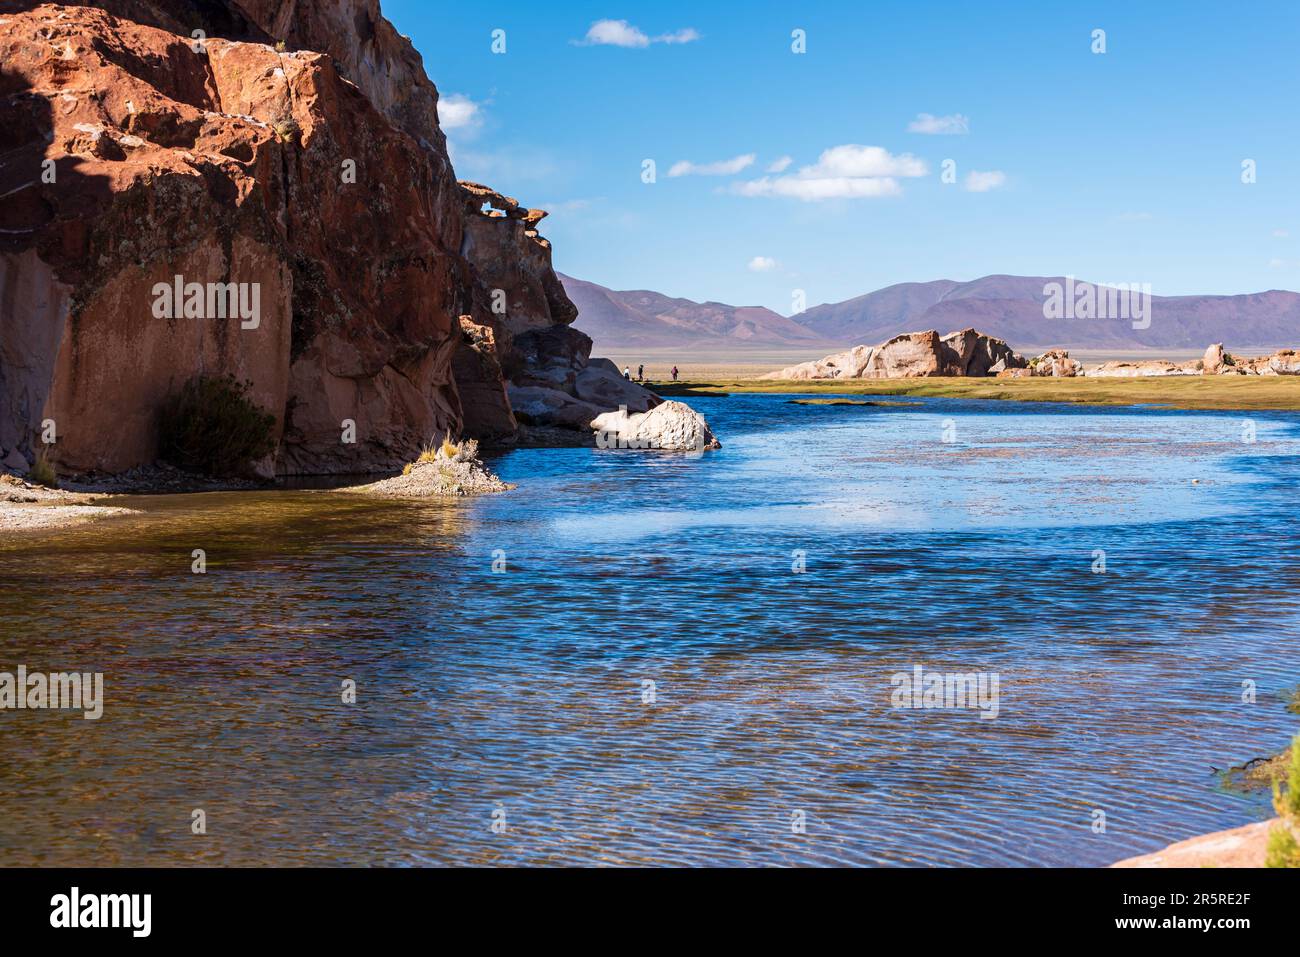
{"left": 560, "top": 273, "right": 1300, "bottom": 353}
{"left": 558, "top": 273, "right": 830, "bottom": 349}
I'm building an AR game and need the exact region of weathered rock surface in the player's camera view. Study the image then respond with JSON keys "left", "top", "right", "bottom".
{"left": 451, "top": 316, "right": 516, "bottom": 442}
{"left": 446, "top": 179, "right": 667, "bottom": 435}
{"left": 0, "top": 0, "right": 662, "bottom": 478}
{"left": 573, "top": 360, "right": 658, "bottom": 413}
{"left": 1268, "top": 350, "right": 1300, "bottom": 375}
{"left": 1217, "top": 348, "right": 1300, "bottom": 376}
{"left": 763, "top": 329, "right": 1026, "bottom": 380}
{"left": 1029, "top": 349, "right": 1082, "bottom": 377}
{"left": 1, "top": 3, "right": 470, "bottom": 475}
{"left": 1110, "top": 818, "right": 1280, "bottom": 868}
{"left": 506, "top": 384, "right": 604, "bottom": 432}
{"left": 591, "top": 401, "right": 721, "bottom": 452}
{"left": 1202, "top": 342, "right": 1226, "bottom": 375}
{"left": 939, "top": 328, "right": 1024, "bottom": 377}
{"left": 1085, "top": 360, "right": 1198, "bottom": 377}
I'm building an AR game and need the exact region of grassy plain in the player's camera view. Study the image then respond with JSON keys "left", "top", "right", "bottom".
{"left": 650, "top": 374, "right": 1300, "bottom": 411}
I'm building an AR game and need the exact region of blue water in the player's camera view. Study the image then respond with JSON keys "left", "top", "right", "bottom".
{"left": 1, "top": 394, "right": 1297, "bottom": 865}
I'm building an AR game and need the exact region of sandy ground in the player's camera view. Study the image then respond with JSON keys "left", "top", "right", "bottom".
{"left": 0, "top": 476, "right": 135, "bottom": 533}
{"left": 603, "top": 349, "right": 832, "bottom": 384}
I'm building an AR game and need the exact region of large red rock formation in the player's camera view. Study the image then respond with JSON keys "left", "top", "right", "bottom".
{"left": 0, "top": 0, "right": 583, "bottom": 476}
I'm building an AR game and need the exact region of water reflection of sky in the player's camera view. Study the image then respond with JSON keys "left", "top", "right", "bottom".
{"left": 503, "top": 397, "right": 1282, "bottom": 541}
{"left": 1, "top": 395, "right": 1298, "bottom": 866}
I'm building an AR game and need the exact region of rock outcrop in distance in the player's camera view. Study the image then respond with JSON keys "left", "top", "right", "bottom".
{"left": 762, "top": 329, "right": 1028, "bottom": 380}
{"left": 1007, "top": 342, "right": 1300, "bottom": 378}
{"left": 766, "top": 332, "right": 1300, "bottom": 381}
{"left": 0, "top": 0, "right": 680, "bottom": 480}
{"left": 1199, "top": 342, "right": 1300, "bottom": 376}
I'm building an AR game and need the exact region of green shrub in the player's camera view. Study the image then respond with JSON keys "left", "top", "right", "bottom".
{"left": 1266, "top": 736, "right": 1300, "bottom": 868}
{"left": 27, "top": 451, "right": 57, "bottom": 488}
{"left": 159, "top": 375, "right": 276, "bottom": 477}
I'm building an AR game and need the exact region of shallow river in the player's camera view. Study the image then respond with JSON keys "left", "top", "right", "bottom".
{"left": 1, "top": 394, "right": 1298, "bottom": 865}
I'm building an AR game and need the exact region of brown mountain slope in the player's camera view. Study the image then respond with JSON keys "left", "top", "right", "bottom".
{"left": 796, "top": 275, "right": 1300, "bottom": 351}
{"left": 559, "top": 274, "right": 836, "bottom": 350}
{"left": 564, "top": 273, "right": 1300, "bottom": 353}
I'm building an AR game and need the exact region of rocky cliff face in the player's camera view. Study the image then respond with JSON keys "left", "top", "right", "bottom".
{"left": 0, "top": 0, "right": 597, "bottom": 478}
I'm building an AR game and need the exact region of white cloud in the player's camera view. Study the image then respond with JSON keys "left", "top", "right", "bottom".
{"left": 668, "top": 153, "right": 755, "bottom": 177}
{"left": 437, "top": 93, "right": 482, "bottom": 131}
{"left": 731, "top": 145, "right": 926, "bottom": 201}
{"left": 766, "top": 155, "right": 793, "bottom": 173}
{"left": 733, "top": 176, "right": 902, "bottom": 200}
{"left": 1273, "top": 229, "right": 1290, "bottom": 238}
{"left": 576, "top": 19, "right": 700, "bottom": 47}
{"left": 748, "top": 256, "right": 779, "bottom": 272}
{"left": 658, "top": 28, "right": 701, "bottom": 44}
{"left": 800, "top": 144, "right": 928, "bottom": 178}
{"left": 1268, "top": 258, "right": 1289, "bottom": 269}
{"left": 964, "top": 170, "right": 1006, "bottom": 192}
{"left": 907, "top": 112, "right": 969, "bottom": 135}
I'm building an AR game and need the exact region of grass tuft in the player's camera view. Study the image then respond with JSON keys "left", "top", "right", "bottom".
{"left": 271, "top": 117, "right": 299, "bottom": 143}
{"left": 27, "top": 451, "right": 57, "bottom": 488}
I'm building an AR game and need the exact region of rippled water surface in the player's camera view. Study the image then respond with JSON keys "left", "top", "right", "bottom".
{"left": 2, "top": 395, "right": 1298, "bottom": 866}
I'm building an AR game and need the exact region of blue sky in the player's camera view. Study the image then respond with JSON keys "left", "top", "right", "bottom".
{"left": 386, "top": 1, "right": 1300, "bottom": 313}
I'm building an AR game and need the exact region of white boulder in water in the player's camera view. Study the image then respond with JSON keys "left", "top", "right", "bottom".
{"left": 591, "top": 401, "right": 721, "bottom": 452}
